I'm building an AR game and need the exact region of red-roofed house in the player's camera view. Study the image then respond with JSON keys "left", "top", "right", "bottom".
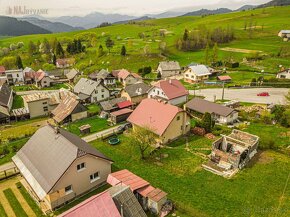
{"left": 217, "top": 75, "right": 232, "bottom": 82}
{"left": 59, "top": 191, "right": 121, "bottom": 217}
{"left": 117, "top": 69, "right": 142, "bottom": 86}
{"left": 107, "top": 169, "right": 169, "bottom": 215}
{"left": 148, "top": 79, "right": 189, "bottom": 105}
{"left": 127, "top": 98, "right": 190, "bottom": 144}
{"left": 0, "top": 66, "right": 5, "bottom": 75}
{"left": 35, "top": 69, "right": 53, "bottom": 87}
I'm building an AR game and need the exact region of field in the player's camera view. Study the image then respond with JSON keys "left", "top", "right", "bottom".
{"left": 88, "top": 132, "right": 290, "bottom": 217}
{"left": 0, "top": 6, "right": 289, "bottom": 79}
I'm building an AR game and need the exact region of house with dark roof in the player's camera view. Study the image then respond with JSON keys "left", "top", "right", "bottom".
{"left": 73, "top": 78, "right": 110, "bottom": 103}
{"left": 157, "top": 61, "right": 181, "bottom": 78}
{"left": 117, "top": 69, "right": 142, "bottom": 86}
{"left": 148, "top": 79, "right": 188, "bottom": 105}
{"left": 121, "top": 83, "right": 151, "bottom": 105}
{"left": 185, "top": 98, "right": 238, "bottom": 124}
{"left": 99, "top": 97, "right": 129, "bottom": 112}
{"left": 0, "top": 84, "right": 13, "bottom": 123}
{"left": 128, "top": 98, "right": 190, "bottom": 144}
{"left": 184, "top": 65, "right": 211, "bottom": 83}
{"left": 12, "top": 125, "right": 113, "bottom": 211}
{"left": 52, "top": 96, "right": 88, "bottom": 124}
{"left": 89, "top": 69, "right": 116, "bottom": 86}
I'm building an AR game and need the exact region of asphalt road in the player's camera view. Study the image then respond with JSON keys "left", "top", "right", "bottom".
{"left": 189, "top": 88, "right": 289, "bottom": 105}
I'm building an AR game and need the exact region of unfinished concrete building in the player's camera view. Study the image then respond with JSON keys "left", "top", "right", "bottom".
{"left": 203, "top": 130, "right": 259, "bottom": 177}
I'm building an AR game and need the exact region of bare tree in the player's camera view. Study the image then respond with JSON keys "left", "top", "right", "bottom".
{"left": 129, "top": 126, "right": 158, "bottom": 160}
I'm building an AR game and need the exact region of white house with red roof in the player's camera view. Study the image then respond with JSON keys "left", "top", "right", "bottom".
{"left": 127, "top": 98, "right": 190, "bottom": 144}
{"left": 117, "top": 69, "right": 142, "bottom": 86}
{"left": 148, "top": 79, "right": 189, "bottom": 105}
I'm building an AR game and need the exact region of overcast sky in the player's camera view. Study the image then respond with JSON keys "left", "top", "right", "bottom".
{"left": 0, "top": 0, "right": 270, "bottom": 17}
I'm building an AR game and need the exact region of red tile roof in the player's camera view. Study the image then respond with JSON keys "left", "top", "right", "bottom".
{"left": 147, "top": 188, "right": 167, "bottom": 202}
{"left": 153, "top": 79, "right": 188, "bottom": 100}
{"left": 107, "top": 169, "right": 149, "bottom": 192}
{"left": 137, "top": 185, "right": 156, "bottom": 197}
{"left": 117, "top": 100, "right": 132, "bottom": 109}
{"left": 59, "top": 191, "right": 121, "bottom": 217}
{"left": 110, "top": 108, "right": 133, "bottom": 117}
{"left": 35, "top": 69, "right": 46, "bottom": 81}
{"left": 0, "top": 66, "right": 5, "bottom": 74}
{"left": 217, "top": 75, "right": 232, "bottom": 81}
{"left": 127, "top": 98, "right": 182, "bottom": 136}
{"left": 118, "top": 69, "right": 130, "bottom": 79}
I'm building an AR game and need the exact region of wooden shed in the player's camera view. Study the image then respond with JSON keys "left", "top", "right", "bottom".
{"left": 109, "top": 108, "right": 133, "bottom": 125}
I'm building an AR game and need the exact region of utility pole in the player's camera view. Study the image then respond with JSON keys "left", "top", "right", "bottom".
{"left": 222, "top": 82, "right": 225, "bottom": 101}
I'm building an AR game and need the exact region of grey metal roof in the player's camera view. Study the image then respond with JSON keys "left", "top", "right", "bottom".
{"left": 66, "top": 68, "right": 79, "bottom": 80}
{"left": 12, "top": 125, "right": 112, "bottom": 199}
{"left": 109, "top": 186, "right": 147, "bottom": 217}
{"left": 188, "top": 65, "right": 211, "bottom": 76}
{"left": 186, "top": 97, "right": 235, "bottom": 117}
{"left": 100, "top": 97, "right": 127, "bottom": 111}
{"left": 0, "top": 84, "right": 12, "bottom": 107}
{"left": 159, "top": 61, "right": 181, "bottom": 71}
{"left": 73, "top": 78, "right": 102, "bottom": 96}
{"left": 96, "top": 69, "right": 110, "bottom": 80}
{"left": 124, "top": 83, "right": 150, "bottom": 98}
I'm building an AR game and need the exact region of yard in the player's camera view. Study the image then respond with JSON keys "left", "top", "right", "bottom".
{"left": 0, "top": 176, "right": 43, "bottom": 217}
{"left": 65, "top": 115, "right": 110, "bottom": 136}
{"left": 87, "top": 133, "right": 290, "bottom": 217}
{"left": 11, "top": 95, "right": 24, "bottom": 110}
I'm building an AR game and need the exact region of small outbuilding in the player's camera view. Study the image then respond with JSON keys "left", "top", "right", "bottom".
{"left": 109, "top": 108, "right": 133, "bottom": 125}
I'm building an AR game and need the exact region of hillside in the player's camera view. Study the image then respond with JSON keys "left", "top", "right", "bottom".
{"left": 0, "top": 16, "right": 51, "bottom": 36}
{"left": 258, "top": 0, "right": 290, "bottom": 8}
{"left": 19, "top": 17, "right": 84, "bottom": 33}
{"left": 182, "top": 8, "right": 232, "bottom": 16}
{"left": 0, "top": 6, "right": 289, "bottom": 76}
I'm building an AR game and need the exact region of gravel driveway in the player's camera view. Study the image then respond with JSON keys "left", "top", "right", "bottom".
{"left": 189, "top": 88, "right": 289, "bottom": 104}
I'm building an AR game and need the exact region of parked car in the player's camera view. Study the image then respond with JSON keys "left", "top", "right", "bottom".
{"left": 257, "top": 92, "right": 270, "bottom": 96}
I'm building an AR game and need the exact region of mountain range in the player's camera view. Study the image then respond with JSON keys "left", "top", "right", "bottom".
{"left": 1, "top": 0, "right": 289, "bottom": 36}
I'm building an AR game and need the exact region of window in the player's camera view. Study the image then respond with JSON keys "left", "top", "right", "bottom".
{"left": 65, "top": 185, "right": 73, "bottom": 194}
{"left": 17, "top": 74, "right": 19, "bottom": 77}
{"left": 90, "top": 172, "right": 100, "bottom": 183}
{"left": 101, "top": 94, "right": 104, "bottom": 98}
{"left": 43, "top": 102, "right": 47, "bottom": 105}
{"left": 43, "top": 106, "right": 48, "bottom": 112}
{"left": 95, "top": 90, "right": 98, "bottom": 94}
{"left": 77, "top": 162, "right": 85, "bottom": 171}
{"left": 177, "top": 116, "right": 180, "bottom": 121}
{"left": 44, "top": 81, "right": 47, "bottom": 83}
{"left": 101, "top": 89, "right": 105, "bottom": 92}
{"left": 157, "top": 91, "right": 160, "bottom": 95}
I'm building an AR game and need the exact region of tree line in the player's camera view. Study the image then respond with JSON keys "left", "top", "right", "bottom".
{"left": 176, "top": 26, "right": 235, "bottom": 51}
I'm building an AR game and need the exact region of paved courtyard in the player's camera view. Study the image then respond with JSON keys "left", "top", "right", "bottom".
{"left": 189, "top": 88, "right": 289, "bottom": 104}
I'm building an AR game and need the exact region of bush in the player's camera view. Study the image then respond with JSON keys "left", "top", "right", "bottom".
{"left": 0, "top": 146, "right": 10, "bottom": 155}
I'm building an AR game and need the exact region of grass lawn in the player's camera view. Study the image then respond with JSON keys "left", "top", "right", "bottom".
{"left": 54, "top": 184, "right": 110, "bottom": 215}
{"left": 12, "top": 85, "right": 38, "bottom": 92}
{"left": 244, "top": 123, "right": 290, "bottom": 149}
{"left": 86, "top": 104, "right": 101, "bottom": 116}
{"left": 65, "top": 115, "right": 110, "bottom": 136}
{"left": 0, "top": 202, "right": 7, "bottom": 217}
{"left": 16, "top": 182, "right": 45, "bottom": 217}
{"left": 88, "top": 133, "right": 290, "bottom": 217}
{"left": 12, "top": 95, "right": 24, "bottom": 110}
{"left": 3, "top": 188, "right": 28, "bottom": 217}
{"left": 0, "top": 138, "right": 28, "bottom": 165}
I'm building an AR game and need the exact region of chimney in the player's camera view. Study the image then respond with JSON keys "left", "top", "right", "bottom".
{"left": 169, "top": 79, "right": 172, "bottom": 84}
